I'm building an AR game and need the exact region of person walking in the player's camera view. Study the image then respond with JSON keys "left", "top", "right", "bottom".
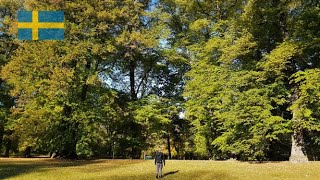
{"left": 155, "top": 148, "right": 165, "bottom": 179}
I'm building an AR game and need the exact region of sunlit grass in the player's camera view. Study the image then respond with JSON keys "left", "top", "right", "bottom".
{"left": 1, "top": 158, "right": 320, "bottom": 179}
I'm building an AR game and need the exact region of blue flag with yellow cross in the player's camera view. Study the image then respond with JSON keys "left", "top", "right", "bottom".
{"left": 18, "top": 11, "right": 64, "bottom": 40}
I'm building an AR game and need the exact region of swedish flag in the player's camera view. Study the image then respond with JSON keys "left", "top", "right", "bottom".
{"left": 18, "top": 11, "right": 64, "bottom": 40}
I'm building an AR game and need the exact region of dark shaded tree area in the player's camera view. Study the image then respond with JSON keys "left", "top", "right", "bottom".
{"left": 0, "top": 0, "right": 319, "bottom": 162}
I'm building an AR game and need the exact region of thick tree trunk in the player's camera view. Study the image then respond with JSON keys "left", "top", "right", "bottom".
{"left": 289, "top": 91, "right": 308, "bottom": 163}
{"left": 290, "top": 128, "right": 308, "bottom": 162}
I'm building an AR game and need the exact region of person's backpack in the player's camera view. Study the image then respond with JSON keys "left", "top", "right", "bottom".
{"left": 155, "top": 152, "right": 163, "bottom": 163}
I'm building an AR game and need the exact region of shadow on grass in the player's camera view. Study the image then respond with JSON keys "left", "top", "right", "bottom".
{"left": 245, "top": 161, "right": 284, "bottom": 164}
{"left": 162, "top": 170, "right": 179, "bottom": 177}
{"left": 0, "top": 158, "right": 101, "bottom": 179}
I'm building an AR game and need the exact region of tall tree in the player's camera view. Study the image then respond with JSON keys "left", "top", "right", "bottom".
{"left": 1, "top": 0, "right": 127, "bottom": 158}
{"left": 0, "top": 0, "right": 21, "bottom": 156}
{"left": 100, "top": 0, "right": 189, "bottom": 158}
{"left": 181, "top": 0, "right": 320, "bottom": 161}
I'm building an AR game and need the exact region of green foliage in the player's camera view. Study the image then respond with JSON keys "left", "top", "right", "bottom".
{"left": 180, "top": 0, "right": 320, "bottom": 160}
{"left": 0, "top": 0, "right": 22, "bottom": 155}
{"left": 0, "top": 0, "right": 319, "bottom": 161}
{"left": 132, "top": 95, "right": 191, "bottom": 158}
{"left": 133, "top": 95, "right": 171, "bottom": 145}
{"left": 289, "top": 69, "right": 320, "bottom": 131}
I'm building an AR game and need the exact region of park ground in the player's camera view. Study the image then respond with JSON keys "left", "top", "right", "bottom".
{"left": 1, "top": 158, "right": 320, "bottom": 179}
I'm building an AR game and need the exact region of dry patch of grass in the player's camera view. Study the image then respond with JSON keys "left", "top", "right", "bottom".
{"left": 1, "top": 158, "right": 320, "bottom": 179}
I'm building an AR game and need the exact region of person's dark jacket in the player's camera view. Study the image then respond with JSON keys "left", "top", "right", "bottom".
{"left": 154, "top": 151, "right": 165, "bottom": 165}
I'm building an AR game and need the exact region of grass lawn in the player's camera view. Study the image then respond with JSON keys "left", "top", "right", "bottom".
{"left": 1, "top": 158, "right": 320, "bottom": 180}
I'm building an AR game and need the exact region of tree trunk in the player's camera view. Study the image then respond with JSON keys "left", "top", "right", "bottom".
{"left": 130, "top": 122, "right": 142, "bottom": 159}
{"left": 0, "top": 125, "right": 4, "bottom": 155}
{"left": 289, "top": 91, "right": 308, "bottom": 163}
{"left": 24, "top": 146, "right": 32, "bottom": 158}
{"left": 62, "top": 104, "right": 78, "bottom": 159}
{"left": 69, "top": 124, "right": 78, "bottom": 159}
{"left": 290, "top": 128, "right": 308, "bottom": 162}
{"left": 65, "top": 60, "right": 92, "bottom": 159}
{"left": 128, "top": 58, "right": 141, "bottom": 159}
{"left": 80, "top": 59, "right": 91, "bottom": 101}
{"left": 167, "top": 132, "right": 172, "bottom": 160}
{"left": 129, "top": 60, "right": 137, "bottom": 101}
{"left": 4, "top": 139, "right": 11, "bottom": 157}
